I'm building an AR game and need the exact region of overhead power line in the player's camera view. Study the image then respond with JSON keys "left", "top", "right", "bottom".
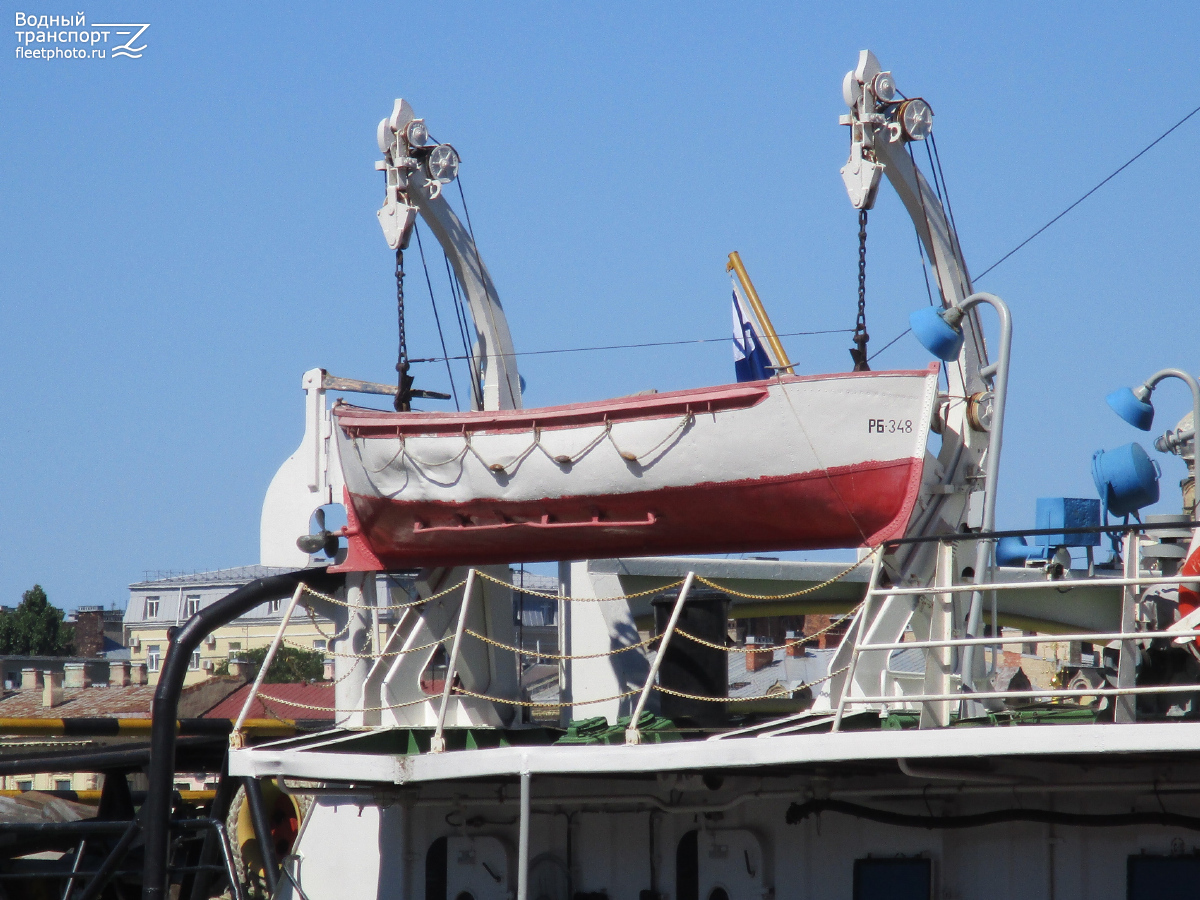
{"left": 870, "top": 98, "right": 1200, "bottom": 363}
{"left": 412, "top": 328, "right": 852, "bottom": 364}
{"left": 976, "top": 100, "right": 1200, "bottom": 280}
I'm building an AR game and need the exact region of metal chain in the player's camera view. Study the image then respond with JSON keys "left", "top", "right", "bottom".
{"left": 694, "top": 549, "right": 876, "bottom": 601}
{"left": 675, "top": 596, "right": 867, "bottom": 654}
{"left": 465, "top": 627, "right": 658, "bottom": 660}
{"left": 474, "top": 569, "right": 686, "bottom": 602}
{"left": 850, "top": 208, "right": 870, "bottom": 371}
{"left": 655, "top": 664, "right": 850, "bottom": 703}
{"left": 300, "top": 579, "right": 465, "bottom": 611}
{"left": 394, "top": 249, "right": 413, "bottom": 411}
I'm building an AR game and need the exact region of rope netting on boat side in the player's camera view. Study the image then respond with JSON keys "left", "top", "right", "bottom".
{"left": 354, "top": 409, "right": 698, "bottom": 485}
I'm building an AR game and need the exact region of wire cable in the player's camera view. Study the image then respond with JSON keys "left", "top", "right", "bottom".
{"left": 414, "top": 224, "right": 461, "bottom": 411}
{"left": 976, "top": 100, "right": 1200, "bottom": 280}
{"left": 410, "top": 328, "right": 851, "bottom": 364}
{"left": 867, "top": 327, "right": 912, "bottom": 363}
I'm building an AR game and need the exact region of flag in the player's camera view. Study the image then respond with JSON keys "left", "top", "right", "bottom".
{"left": 732, "top": 281, "right": 773, "bottom": 382}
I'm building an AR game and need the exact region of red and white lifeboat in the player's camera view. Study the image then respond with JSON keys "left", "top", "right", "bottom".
{"left": 331, "top": 365, "right": 940, "bottom": 570}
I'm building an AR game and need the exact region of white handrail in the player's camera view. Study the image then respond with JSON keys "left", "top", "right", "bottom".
{"left": 232, "top": 583, "right": 306, "bottom": 743}
{"left": 431, "top": 569, "right": 477, "bottom": 753}
{"left": 850, "top": 628, "right": 1200, "bottom": 653}
{"left": 831, "top": 551, "right": 885, "bottom": 732}
{"left": 626, "top": 572, "right": 695, "bottom": 745}
{"left": 841, "top": 682, "right": 1200, "bottom": 706}
{"left": 868, "top": 572, "right": 1195, "bottom": 597}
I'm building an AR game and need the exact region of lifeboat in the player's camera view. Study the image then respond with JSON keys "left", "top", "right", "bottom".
{"left": 331, "top": 365, "right": 939, "bottom": 570}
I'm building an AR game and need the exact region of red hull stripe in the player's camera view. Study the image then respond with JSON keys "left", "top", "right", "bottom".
{"left": 335, "top": 458, "right": 920, "bottom": 570}
{"left": 333, "top": 366, "right": 938, "bottom": 438}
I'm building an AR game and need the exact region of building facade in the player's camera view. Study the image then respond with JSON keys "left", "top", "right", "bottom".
{"left": 124, "top": 566, "right": 410, "bottom": 686}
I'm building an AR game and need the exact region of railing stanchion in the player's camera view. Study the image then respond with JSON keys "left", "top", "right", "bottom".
{"left": 832, "top": 550, "right": 884, "bottom": 732}
{"left": 431, "top": 569, "right": 477, "bottom": 753}
{"left": 627, "top": 572, "right": 695, "bottom": 745}
{"left": 517, "top": 769, "right": 531, "bottom": 900}
{"left": 231, "top": 582, "right": 305, "bottom": 748}
{"left": 1115, "top": 532, "right": 1142, "bottom": 724}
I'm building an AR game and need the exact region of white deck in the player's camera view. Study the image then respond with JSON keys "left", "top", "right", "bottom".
{"left": 230, "top": 720, "right": 1200, "bottom": 785}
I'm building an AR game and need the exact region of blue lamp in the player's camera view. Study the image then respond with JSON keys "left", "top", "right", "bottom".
{"left": 909, "top": 305, "right": 965, "bottom": 361}
{"left": 1092, "top": 442, "right": 1160, "bottom": 516}
{"left": 1105, "top": 385, "right": 1154, "bottom": 431}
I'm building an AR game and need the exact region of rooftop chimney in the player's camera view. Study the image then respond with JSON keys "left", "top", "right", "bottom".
{"left": 72, "top": 607, "right": 106, "bottom": 657}
{"left": 785, "top": 630, "right": 805, "bottom": 659}
{"left": 744, "top": 637, "right": 773, "bottom": 673}
{"left": 110, "top": 661, "right": 131, "bottom": 687}
{"left": 42, "top": 671, "right": 63, "bottom": 708}
{"left": 230, "top": 658, "right": 255, "bottom": 682}
{"left": 323, "top": 658, "right": 334, "bottom": 681}
{"left": 63, "top": 663, "right": 89, "bottom": 689}
{"left": 132, "top": 663, "right": 148, "bottom": 686}
{"left": 21, "top": 668, "right": 43, "bottom": 692}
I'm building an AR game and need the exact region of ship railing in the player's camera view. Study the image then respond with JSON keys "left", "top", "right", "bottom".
{"left": 831, "top": 522, "right": 1200, "bottom": 731}
{"left": 229, "top": 558, "right": 875, "bottom": 746}
{"left": 229, "top": 522, "right": 1198, "bottom": 741}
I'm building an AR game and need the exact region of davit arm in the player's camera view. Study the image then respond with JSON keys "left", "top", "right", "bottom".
{"left": 260, "top": 100, "right": 524, "bottom": 566}
{"left": 375, "top": 99, "right": 522, "bottom": 412}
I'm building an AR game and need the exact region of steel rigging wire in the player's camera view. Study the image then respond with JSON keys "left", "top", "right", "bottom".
{"left": 870, "top": 98, "right": 1200, "bottom": 363}
{"left": 413, "top": 223, "right": 461, "bottom": 411}
{"left": 409, "top": 328, "right": 852, "bottom": 365}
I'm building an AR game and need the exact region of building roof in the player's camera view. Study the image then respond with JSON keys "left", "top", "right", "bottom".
{"left": 887, "top": 647, "right": 926, "bottom": 676}
{"left": 513, "top": 572, "right": 559, "bottom": 595}
{"left": 203, "top": 683, "right": 335, "bottom": 722}
{"left": 727, "top": 647, "right": 838, "bottom": 698}
{"left": 0, "top": 685, "right": 157, "bottom": 718}
{"left": 130, "top": 566, "right": 301, "bottom": 590}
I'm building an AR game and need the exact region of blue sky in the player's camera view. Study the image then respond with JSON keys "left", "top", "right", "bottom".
{"left": 2, "top": 3, "right": 1198, "bottom": 610}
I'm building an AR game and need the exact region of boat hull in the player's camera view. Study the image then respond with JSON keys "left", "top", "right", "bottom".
{"left": 332, "top": 367, "right": 939, "bottom": 570}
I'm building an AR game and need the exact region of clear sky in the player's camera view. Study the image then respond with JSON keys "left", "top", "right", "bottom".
{"left": 2, "top": 3, "right": 1198, "bottom": 611}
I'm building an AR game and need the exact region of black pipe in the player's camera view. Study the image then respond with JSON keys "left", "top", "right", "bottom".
{"left": 76, "top": 821, "right": 140, "bottom": 900}
{"left": 243, "top": 777, "right": 278, "bottom": 896}
{"left": 0, "top": 736, "right": 223, "bottom": 776}
{"left": 187, "top": 758, "right": 241, "bottom": 900}
{"left": 0, "top": 821, "right": 131, "bottom": 835}
{"left": 141, "top": 568, "right": 343, "bottom": 900}
{"left": 785, "top": 798, "right": 1200, "bottom": 831}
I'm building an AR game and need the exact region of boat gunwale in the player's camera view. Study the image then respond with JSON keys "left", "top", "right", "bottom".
{"left": 332, "top": 365, "right": 940, "bottom": 438}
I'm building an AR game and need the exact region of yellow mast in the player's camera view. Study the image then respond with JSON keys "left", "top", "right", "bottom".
{"left": 726, "top": 251, "right": 794, "bottom": 374}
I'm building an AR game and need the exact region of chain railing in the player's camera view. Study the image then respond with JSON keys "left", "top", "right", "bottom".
{"left": 230, "top": 556, "right": 874, "bottom": 748}
{"left": 829, "top": 530, "right": 1200, "bottom": 731}
{"left": 228, "top": 529, "right": 1200, "bottom": 749}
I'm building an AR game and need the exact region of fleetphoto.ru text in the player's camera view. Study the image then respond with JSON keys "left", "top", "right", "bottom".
{"left": 14, "top": 11, "right": 148, "bottom": 60}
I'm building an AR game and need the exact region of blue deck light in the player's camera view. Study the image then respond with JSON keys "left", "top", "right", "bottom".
{"left": 1092, "top": 442, "right": 1160, "bottom": 517}
{"left": 1106, "top": 386, "right": 1154, "bottom": 431}
{"left": 909, "top": 306, "right": 964, "bottom": 361}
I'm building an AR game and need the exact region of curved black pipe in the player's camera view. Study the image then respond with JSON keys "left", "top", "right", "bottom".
{"left": 785, "top": 798, "right": 1200, "bottom": 831}
{"left": 142, "top": 568, "right": 344, "bottom": 900}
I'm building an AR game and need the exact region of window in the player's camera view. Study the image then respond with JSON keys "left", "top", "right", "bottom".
{"left": 267, "top": 598, "right": 281, "bottom": 613}
{"left": 55, "top": 779, "right": 71, "bottom": 791}
{"left": 313, "top": 639, "right": 327, "bottom": 652}
{"left": 853, "top": 858, "right": 931, "bottom": 900}
{"left": 144, "top": 596, "right": 160, "bottom": 618}
{"left": 184, "top": 595, "right": 201, "bottom": 617}
{"left": 147, "top": 645, "right": 161, "bottom": 672}
{"left": 1128, "top": 855, "right": 1200, "bottom": 899}
{"left": 227, "top": 641, "right": 241, "bottom": 660}
{"left": 189, "top": 651, "right": 201, "bottom": 670}
{"left": 16, "top": 781, "right": 31, "bottom": 792}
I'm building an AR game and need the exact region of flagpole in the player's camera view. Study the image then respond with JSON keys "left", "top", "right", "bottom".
{"left": 726, "top": 252, "right": 794, "bottom": 374}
